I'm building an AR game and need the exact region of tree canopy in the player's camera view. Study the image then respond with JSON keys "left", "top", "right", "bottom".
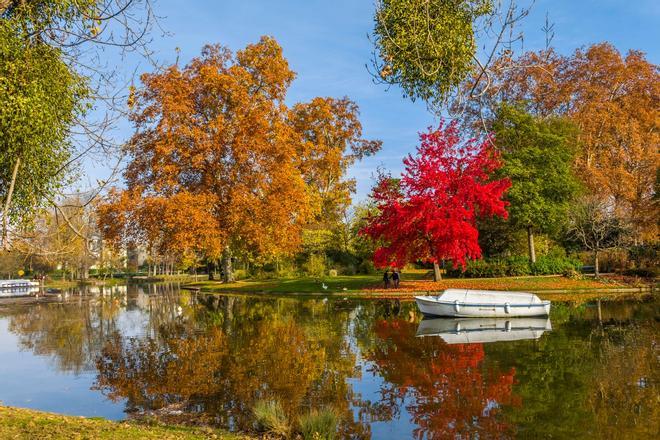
{"left": 0, "top": 13, "right": 87, "bottom": 247}
{"left": 361, "top": 121, "right": 509, "bottom": 280}
{"left": 461, "top": 43, "right": 660, "bottom": 242}
{"left": 492, "top": 104, "right": 581, "bottom": 262}
{"left": 373, "top": 0, "right": 493, "bottom": 107}
{"left": 98, "top": 37, "right": 380, "bottom": 274}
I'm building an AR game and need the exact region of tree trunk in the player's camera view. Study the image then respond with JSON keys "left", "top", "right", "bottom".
{"left": 527, "top": 226, "right": 536, "bottom": 264}
{"left": 1, "top": 157, "right": 20, "bottom": 249}
{"left": 80, "top": 239, "right": 90, "bottom": 281}
{"left": 221, "top": 247, "right": 234, "bottom": 283}
{"left": 594, "top": 250, "right": 599, "bottom": 277}
{"left": 207, "top": 260, "right": 215, "bottom": 281}
{"left": 433, "top": 261, "right": 442, "bottom": 281}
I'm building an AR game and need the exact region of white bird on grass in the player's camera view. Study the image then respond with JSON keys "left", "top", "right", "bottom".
{"left": 321, "top": 283, "right": 328, "bottom": 290}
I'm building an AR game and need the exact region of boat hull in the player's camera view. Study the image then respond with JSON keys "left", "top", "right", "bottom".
{"left": 0, "top": 279, "right": 40, "bottom": 289}
{"left": 416, "top": 317, "right": 552, "bottom": 343}
{"left": 415, "top": 295, "right": 551, "bottom": 318}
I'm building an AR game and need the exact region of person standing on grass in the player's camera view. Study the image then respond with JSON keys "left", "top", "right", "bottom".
{"left": 383, "top": 269, "right": 390, "bottom": 289}
{"left": 392, "top": 269, "right": 400, "bottom": 288}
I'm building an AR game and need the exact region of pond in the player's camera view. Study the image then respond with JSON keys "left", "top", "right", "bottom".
{"left": 0, "top": 284, "right": 657, "bottom": 438}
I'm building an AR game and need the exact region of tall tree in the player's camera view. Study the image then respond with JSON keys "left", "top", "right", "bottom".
{"left": 0, "top": 16, "right": 86, "bottom": 248}
{"left": 492, "top": 104, "right": 581, "bottom": 263}
{"left": 0, "top": 0, "right": 157, "bottom": 249}
{"left": 99, "top": 38, "right": 379, "bottom": 281}
{"left": 567, "top": 196, "right": 628, "bottom": 277}
{"left": 461, "top": 43, "right": 660, "bottom": 242}
{"left": 361, "top": 121, "right": 510, "bottom": 281}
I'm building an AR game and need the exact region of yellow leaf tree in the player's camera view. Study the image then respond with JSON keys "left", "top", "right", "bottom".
{"left": 99, "top": 37, "right": 380, "bottom": 280}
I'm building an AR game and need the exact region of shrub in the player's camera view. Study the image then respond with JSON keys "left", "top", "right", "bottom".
{"left": 622, "top": 267, "right": 658, "bottom": 278}
{"left": 531, "top": 255, "right": 581, "bottom": 275}
{"left": 447, "top": 255, "right": 581, "bottom": 278}
{"left": 253, "top": 400, "right": 290, "bottom": 437}
{"left": 328, "top": 269, "right": 338, "bottom": 277}
{"left": 562, "top": 268, "right": 582, "bottom": 279}
{"left": 304, "top": 254, "right": 327, "bottom": 278}
{"left": 357, "top": 260, "right": 377, "bottom": 275}
{"left": 340, "top": 264, "right": 357, "bottom": 276}
{"left": 298, "top": 407, "right": 339, "bottom": 440}
{"left": 505, "top": 256, "right": 532, "bottom": 276}
{"left": 233, "top": 269, "right": 247, "bottom": 280}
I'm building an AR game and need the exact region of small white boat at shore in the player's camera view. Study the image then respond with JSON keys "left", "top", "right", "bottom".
{"left": 415, "top": 289, "right": 550, "bottom": 318}
{"left": 416, "top": 317, "right": 552, "bottom": 344}
{"left": 0, "top": 279, "right": 40, "bottom": 289}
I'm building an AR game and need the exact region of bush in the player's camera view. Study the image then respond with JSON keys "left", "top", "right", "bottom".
{"left": 357, "top": 260, "right": 377, "bottom": 275}
{"left": 328, "top": 269, "right": 338, "bottom": 277}
{"left": 299, "top": 407, "right": 339, "bottom": 440}
{"left": 447, "top": 255, "right": 581, "bottom": 278}
{"left": 622, "top": 267, "right": 658, "bottom": 278}
{"left": 304, "top": 254, "right": 327, "bottom": 278}
{"left": 506, "top": 256, "right": 533, "bottom": 276}
{"left": 340, "top": 264, "right": 357, "bottom": 276}
{"left": 253, "top": 400, "right": 290, "bottom": 437}
{"left": 233, "top": 269, "right": 247, "bottom": 280}
{"left": 534, "top": 255, "right": 582, "bottom": 275}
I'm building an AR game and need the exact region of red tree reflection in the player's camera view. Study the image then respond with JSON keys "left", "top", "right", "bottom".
{"left": 366, "top": 319, "right": 520, "bottom": 439}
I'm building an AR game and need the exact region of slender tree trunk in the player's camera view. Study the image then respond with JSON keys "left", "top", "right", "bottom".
{"left": 594, "top": 250, "right": 599, "bottom": 278}
{"left": 433, "top": 261, "right": 442, "bottom": 281}
{"left": 527, "top": 225, "right": 536, "bottom": 264}
{"left": 1, "top": 157, "right": 21, "bottom": 249}
{"left": 207, "top": 259, "right": 215, "bottom": 281}
{"left": 81, "top": 239, "right": 90, "bottom": 281}
{"left": 221, "top": 247, "right": 234, "bottom": 283}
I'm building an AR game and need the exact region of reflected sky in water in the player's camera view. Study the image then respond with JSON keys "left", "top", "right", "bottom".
{"left": 0, "top": 284, "right": 657, "bottom": 438}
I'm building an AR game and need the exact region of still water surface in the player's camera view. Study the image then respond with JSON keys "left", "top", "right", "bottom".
{"left": 0, "top": 284, "right": 657, "bottom": 438}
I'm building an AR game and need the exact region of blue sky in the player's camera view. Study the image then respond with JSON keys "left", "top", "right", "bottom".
{"left": 85, "top": 0, "right": 660, "bottom": 202}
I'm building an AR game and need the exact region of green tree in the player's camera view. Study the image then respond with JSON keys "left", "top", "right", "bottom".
{"left": 372, "top": 0, "right": 492, "bottom": 107}
{"left": 0, "top": 19, "right": 87, "bottom": 248}
{"left": 493, "top": 104, "right": 580, "bottom": 263}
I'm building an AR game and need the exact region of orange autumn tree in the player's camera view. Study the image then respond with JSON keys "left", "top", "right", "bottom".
{"left": 459, "top": 43, "right": 660, "bottom": 241}
{"left": 98, "top": 37, "right": 380, "bottom": 279}
{"left": 290, "top": 97, "right": 382, "bottom": 224}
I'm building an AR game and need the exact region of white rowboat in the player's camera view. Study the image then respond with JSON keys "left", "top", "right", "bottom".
{"left": 415, "top": 289, "right": 550, "bottom": 318}
{"left": 0, "top": 279, "right": 40, "bottom": 289}
{"left": 416, "top": 317, "right": 552, "bottom": 344}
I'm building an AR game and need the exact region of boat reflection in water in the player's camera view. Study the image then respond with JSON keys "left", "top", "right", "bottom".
{"left": 416, "top": 317, "right": 552, "bottom": 344}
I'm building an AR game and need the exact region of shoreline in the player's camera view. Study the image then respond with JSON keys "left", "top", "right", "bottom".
{"left": 0, "top": 405, "right": 248, "bottom": 440}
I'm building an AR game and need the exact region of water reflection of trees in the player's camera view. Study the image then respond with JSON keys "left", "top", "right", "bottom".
{"left": 494, "top": 302, "right": 659, "bottom": 438}
{"left": 2, "top": 291, "right": 657, "bottom": 439}
{"left": 94, "top": 295, "right": 366, "bottom": 436}
{"left": 0, "top": 283, "right": 190, "bottom": 374}
{"left": 363, "top": 319, "right": 518, "bottom": 439}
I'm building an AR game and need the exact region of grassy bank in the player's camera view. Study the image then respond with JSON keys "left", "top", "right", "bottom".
{"left": 0, "top": 406, "right": 247, "bottom": 440}
{"left": 188, "top": 271, "right": 653, "bottom": 298}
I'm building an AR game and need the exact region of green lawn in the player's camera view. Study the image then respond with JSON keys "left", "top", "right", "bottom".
{"left": 190, "top": 273, "right": 388, "bottom": 295}
{"left": 0, "top": 406, "right": 247, "bottom": 440}
{"left": 187, "top": 271, "right": 645, "bottom": 297}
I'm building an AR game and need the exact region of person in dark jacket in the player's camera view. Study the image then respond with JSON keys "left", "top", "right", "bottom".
{"left": 383, "top": 269, "right": 390, "bottom": 289}
{"left": 392, "top": 269, "right": 400, "bottom": 288}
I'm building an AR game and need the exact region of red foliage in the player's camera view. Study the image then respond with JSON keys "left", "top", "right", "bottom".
{"left": 362, "top": 121, "right": 510, "bottom": 269}
{"left": 368, "top": 319, "right": 520, "bottom": 439}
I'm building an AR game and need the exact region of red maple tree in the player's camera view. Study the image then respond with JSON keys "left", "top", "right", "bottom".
{"left": 361, "top": 121, "right": 510, "bottom": 280}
